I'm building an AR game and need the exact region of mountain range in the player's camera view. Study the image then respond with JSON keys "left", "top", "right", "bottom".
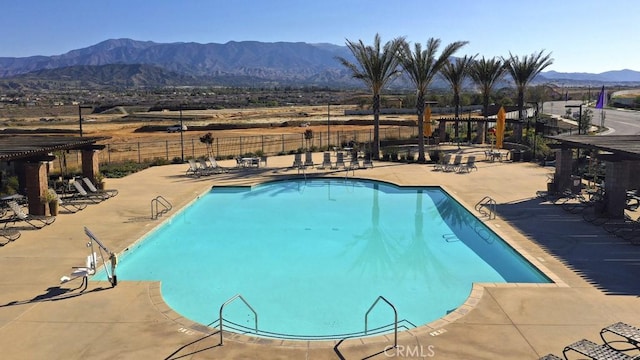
{"left": 1, "top": 38, "right": 639, "bottom": 89}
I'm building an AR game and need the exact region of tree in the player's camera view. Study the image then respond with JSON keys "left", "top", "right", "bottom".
{"left": 397, "top": 38, "right": 468, "bottom": 162}
{"left": 503, "top": 50, "right": 554, "bottom": 142}
{"left": 440, "top": 55, "right": 476, "bottom": 139}
{"left": 468, "top": 56, "right": 507, "bottom": 144}
{"left": 336, "top": 34, "right": 404, "bottom": 159}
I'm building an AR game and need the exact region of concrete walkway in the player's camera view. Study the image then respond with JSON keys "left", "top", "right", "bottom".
{"left": 1, "top": 148, "right": 639, "bottom": 360}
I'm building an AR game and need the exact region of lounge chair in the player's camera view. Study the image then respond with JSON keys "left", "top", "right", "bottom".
{"left": 457, "top": 156, "right": 477, "bottom": 173}
{"left": 333, "top": 152, "right": 345, "bottom": 169}
{"left": 538, "top": 354, "right": 563, "bottom": 360}
{"left": 600, "top": 322, "right": 640, "bottom": 351}
{"left": 209, "top": 157, "right": 229, "bottom": 173}
{"left": 444, "top": 154, "right": 463, "bottom": 172}
{"left": 1, "top": 200, "right": 55, "bottom": 229}
{"left": 186, "top": 159, "right": 202, "bottom": 177}
{"left": 304, "top": 151, "right": 314, "bottom": 167}
{"left": 0, "top": 228, "right": 21, "bottom": 244}
{"left": 316, "top": 152, "right": 332, "bottom": 169}
{"left": 49, "top": 188, "right": 87, "bottom": 213}
{"left": 82, "top": 177, "right": 118, "bottom": 198}
{"left": 362, "top": 152, "right": 373, "bottom": 168}
{"left": 292, "top": 153, "right": 304, "bottom": 169}
{"left": 348, "top": 152, "right": 360, "bottom": 170}
{"left": 563, "top": 338, "right": 635, "bottom": 360}
{"left": 434, "top": 154, "right": 452, "bottom": 171}
{"left": 70, "top": 181, "right": 107, "bottom": 203}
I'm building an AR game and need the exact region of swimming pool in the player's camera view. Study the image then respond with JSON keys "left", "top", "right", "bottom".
{"left": 97, "top": 178, "right": 550, "bottom": 340}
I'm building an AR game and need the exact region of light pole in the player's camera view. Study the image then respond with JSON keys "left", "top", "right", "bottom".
{"left": 565, "top": 103, "right": 583, "bottom": 135}
{"left": 78, "top": 104, "right": 92, "bottom": 137}
{"left": 179, "top": 104, "right": 184, "bottom": 163}
{"left": 327, "top": 103, "right": 330, "bottom": 150}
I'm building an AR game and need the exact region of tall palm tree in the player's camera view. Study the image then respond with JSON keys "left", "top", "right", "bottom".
{"left": 503, "top": 50, "right": 554, "bottom": 142}
{"left": 468, "top": 56, "right": 507, "bottom": 144}
{"left": 336, "top": 34, "right": 404, "bottom": 159}
{"left": 397, "top": 38, "right": 467, "bottom": 162}
{"left": 440, "top": 55, "right": 476, "bottom": 139}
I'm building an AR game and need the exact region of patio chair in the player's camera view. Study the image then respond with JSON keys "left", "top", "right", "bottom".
{"left": 0, "top": 228, "right": 21, "bottom": 244}
{"left": 433, "top": 154, "right": 451, "bottom": 171}
{"left": 70, "top": 181, "right": 107, "bottom": 203}
{"left": 304, "top": 151, "right": 314, "bottom": 167}
{"left": 316, "top": 152, "right": 332, "bottom": 169}
{"left": 562, "top": 338, "right": 635, "bottom": 360}
{"left": 333, "top": 152, "right": 345, "bottom": 169}
{"left": 2, "top": 200, "right": 55, "bottom": 229}
{"left": 82, "top": 177, "right": 118, "bottom": 198}
{"left": 208, "top": 157, "right": 229, "bottom": 173}
{"left": 444, "top": 154, "right": 463, "bottom": 172}
{"left": 49, "top": 188, "right": 87, "bottom": 213}
{"left": 457, "top": 156, "right": 477, "bottom": 173}
{"left": 348, "top": 151, "right": 360, "bottom": 170}
{"left": 292, "top": 153, "right": 304, "bottom": 169}
{"left": 538, "top": 354, "right": 563, "bottom": 360}
{"left": 362, "top": 152, "right": 373, "bottom": 168}
{"left": 600, "top": 322, "right": 640, "bottom": 351}
{"left": 185, "top": 159, "right": 202, "bottom": 177}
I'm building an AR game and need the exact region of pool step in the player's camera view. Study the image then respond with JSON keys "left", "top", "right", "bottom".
{"left": 443, "top": 234, "right": 459, "bottom": 242}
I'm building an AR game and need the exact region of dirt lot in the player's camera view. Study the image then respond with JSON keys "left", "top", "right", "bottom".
{"left": 0, "top": 104, "right": 410, "bottom": 143}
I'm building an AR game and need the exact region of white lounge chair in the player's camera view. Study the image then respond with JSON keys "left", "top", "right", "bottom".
{"left": 71, "top": 181, "right": 107, "bottom": 203}
{"left": 49, "top": 188, "right": 87, "bottom": 213}
{"left": 292, "top": 153, "right": 304, "bottom": 169}
{"left": 304, "top": 151, "right": 314, "bottom": 167}
{"left": 185, "top": 159, "right": 202, "bottom": 177}
{"left": 1, "top": 200, "right": 55, "bottom": 229}
{"left": 457, "top": 156, "right": 477, "bottom": 173}
{"left": 316, "top": 152, "right": 332, "bottom": 169}
{"left": 82, "top": 177, "right": 118, "bottom": 198}
{"left": 333, "top": 152, "right": 345, "bottom": 169}
{"left": 208, "top": 157, "right": 229, "bottom": 173}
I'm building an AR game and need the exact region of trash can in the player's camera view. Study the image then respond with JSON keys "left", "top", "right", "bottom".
{"left": 511, "top": 150, "right": 521, "bottom": 162}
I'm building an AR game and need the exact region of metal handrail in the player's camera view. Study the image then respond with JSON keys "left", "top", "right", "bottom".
{"left": 151, "top": 195, "right": 172, "bottom": 220}
{"left": 364, "top": 295, "right": 398, "bottom": 348}
{"left": 219, "top": 294, "right": 258, "bottom": 346}
{"left": 475, "top": 196, "right": 496, "bottom": 220}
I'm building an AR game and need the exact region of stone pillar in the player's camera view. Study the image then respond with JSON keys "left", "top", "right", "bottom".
{"left": 24, "top": 161, "right": 48, "bottom": 216}
{"left": 554, "top": 148, "right": 573, "bottom": 193}
{"left": 81, "top": 149, "right": 100, "bottom": 184}
{"left": 604, "top": 161, "right": 631, "bottom": 219}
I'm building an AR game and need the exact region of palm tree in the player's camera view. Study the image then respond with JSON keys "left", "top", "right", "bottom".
{"left": 503, "top": 50, "right": 554, "bottom": 142}
{"left": 336, "top": 34, "right": 404, "bottom": 159}
{"left": 397, "top": 38, "right": 467, "bottom": 162}
{"left": 468, "top": 56, "right": 507, "bottom": 144}
{"left": 440, "top": 55, "right": 476, "bottom": 140}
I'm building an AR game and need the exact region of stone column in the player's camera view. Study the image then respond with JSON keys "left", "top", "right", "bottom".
{"left": 24, "top": 161, "right": 48, "bottom": 216}
{"left": 81, "top": 149, "right": 100, "bottom": 184}
{"left": 604, "top": 160, "right": 631, "bottom": 219}
{"left": 554, "top": 148, "right": 573, "bottom": 193}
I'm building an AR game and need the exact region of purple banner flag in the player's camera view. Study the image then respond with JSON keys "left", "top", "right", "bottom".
{"left": 595, "top": 86, "right": 606, "bottom": 109}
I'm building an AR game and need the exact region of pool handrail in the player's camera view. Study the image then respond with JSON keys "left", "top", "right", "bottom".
{"left": 364, "top": 295, "right": 397, "bottom": 349}
{"left": 219, "top": 294, "right": 258, "bottom": 345}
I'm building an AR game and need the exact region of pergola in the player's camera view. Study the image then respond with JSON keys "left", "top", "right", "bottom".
{"left": 547, "top": 135, "right": 640, "bottom": 218}
{"left": 0, "top": 135, "right": 109, "bottom": 216}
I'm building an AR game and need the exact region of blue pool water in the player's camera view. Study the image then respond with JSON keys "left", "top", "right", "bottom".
{"left": 97, "top": 179, "right": 549, "bottom": 339}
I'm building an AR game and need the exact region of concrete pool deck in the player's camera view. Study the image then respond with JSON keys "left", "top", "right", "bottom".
{"left": 1, "top": 147, "right": 639, "bottom": 359}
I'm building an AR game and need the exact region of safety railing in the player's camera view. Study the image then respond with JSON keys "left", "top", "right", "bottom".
{"left": 475, "top": 196, "right": 496, "bottom": 220}
{"left": 151, "top": 195, "right": 172, "bottom": 220}
{"left": 219, "top": 294, "right": 258, "bottom": 346}
{"left": 365, "top": 295, "right": 398, "bottom": 349}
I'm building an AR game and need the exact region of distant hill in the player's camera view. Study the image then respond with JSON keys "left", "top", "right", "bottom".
{"left": 0, "top": 38, "right": 639, "bottom": 89}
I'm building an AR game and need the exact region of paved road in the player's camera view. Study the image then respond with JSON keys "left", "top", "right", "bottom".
{"left": 542, "top": 100, "right": 640, "bottom": 135}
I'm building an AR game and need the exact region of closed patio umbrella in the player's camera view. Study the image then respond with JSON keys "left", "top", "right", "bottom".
{"left": 423, "top": 105, "right": 433, "bottom": 137}
{"left": 496, "top": 106, "right": 506, "bottom": 149}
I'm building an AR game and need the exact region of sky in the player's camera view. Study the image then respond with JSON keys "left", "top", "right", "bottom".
{"left": 1, "top": 0, "right": 638, "bottom": 74}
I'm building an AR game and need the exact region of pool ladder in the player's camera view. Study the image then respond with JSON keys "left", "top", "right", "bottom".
{"left": 219, "top": 294, "right": 258, "bottom": 346}
{"left": 475, "top": 196, "right": 496, "bottom": 220}
{"left": 151, "top": 195, "right": 172, "bottom": 220}
{"left": 365, "top": 296, "right": 398, "bottom": 349}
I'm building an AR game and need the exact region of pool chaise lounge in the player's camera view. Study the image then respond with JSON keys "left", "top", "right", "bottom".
{"left": 1, "top": 201, "right": 55, "bottom": 229}
{"left": 82, "top": 177, "right": 118, "bottom": 198}
{"left": 600, "top": 322, "right": 640, "bottom": 351}
{"left": 0, "top": 228, "right": 21, "bottom": 244}
{"left": 562, "top": 338, "right": 637, "bottom": 360}
{"left": 70, "top": 181, "right": 109, "bottom": 203}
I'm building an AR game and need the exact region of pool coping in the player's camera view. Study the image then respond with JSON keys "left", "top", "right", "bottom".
{"left": 133, "top": 176, "right": 568, "bottom": 349}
